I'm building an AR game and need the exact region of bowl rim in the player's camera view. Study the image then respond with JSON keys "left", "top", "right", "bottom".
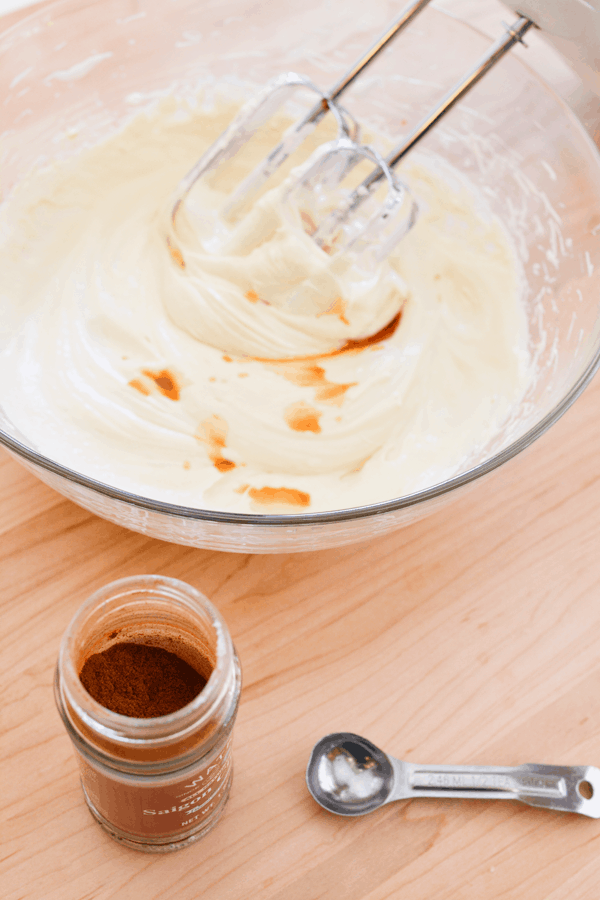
{"left": 1, "top": 0, "right": 600, "bottom": 528}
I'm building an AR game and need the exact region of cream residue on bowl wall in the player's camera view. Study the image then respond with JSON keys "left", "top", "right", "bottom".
{"left": 0, "top": 90, "right": 531, "bottom": 514}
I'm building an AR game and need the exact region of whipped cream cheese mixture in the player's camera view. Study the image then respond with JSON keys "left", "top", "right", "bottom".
{"left": 0, "top": 93, "right": 531, "bottom": 513}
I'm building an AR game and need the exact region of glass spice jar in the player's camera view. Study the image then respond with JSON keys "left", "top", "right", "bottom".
{"left": 54, "top": 575, "right": 241, "bottom": 852}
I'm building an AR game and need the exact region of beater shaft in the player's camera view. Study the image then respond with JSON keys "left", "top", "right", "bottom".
{"left": 362, "top": 16, "right": 535, "bottom": 195}
{"left": 324, "top": 0, "right": 434, "bottom": 105}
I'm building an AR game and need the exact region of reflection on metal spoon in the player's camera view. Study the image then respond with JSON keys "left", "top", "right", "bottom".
{"left": 306, "top": 732, "right": 600, "bottom": 818}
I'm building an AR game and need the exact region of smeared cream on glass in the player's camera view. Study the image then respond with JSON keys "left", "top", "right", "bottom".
{"left": 0, "top": 94, "right": 530, "bottom": 513}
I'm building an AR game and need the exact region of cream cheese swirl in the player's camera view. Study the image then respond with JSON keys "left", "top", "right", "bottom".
{"left": 0, "top": 95, "right": 530, "bottom": 513}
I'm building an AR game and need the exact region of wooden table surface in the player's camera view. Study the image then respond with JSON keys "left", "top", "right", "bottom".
{"left": 3, "top": 1, "right": 600, "bottom": 898}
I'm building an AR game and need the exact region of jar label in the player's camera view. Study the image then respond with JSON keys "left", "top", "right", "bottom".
{"left": 78, "top": 737, "right": 233, "bottom": 839}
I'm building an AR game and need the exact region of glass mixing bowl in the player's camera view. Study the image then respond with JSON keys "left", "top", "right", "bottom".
{"left": 1, "top": 0, "right": 599, "bottom": 553}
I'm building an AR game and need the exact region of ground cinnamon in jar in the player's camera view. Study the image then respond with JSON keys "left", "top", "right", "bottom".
{"left": 56, "top": 576, "right": 241, "bottom": 852}
{"left": 80, "top": 642, "right": 207, "bottom": 718}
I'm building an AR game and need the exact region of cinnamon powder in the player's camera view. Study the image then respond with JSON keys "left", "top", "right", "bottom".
{"left": 79, "top": 642, "right": 207, "bottom": 718}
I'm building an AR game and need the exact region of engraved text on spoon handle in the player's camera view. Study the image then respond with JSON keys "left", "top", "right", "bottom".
{"left": 389, "top": 759, "right": 600, "bottom": 816}
{"left": 408, "top": 764, "right": 564, "bottom": 797}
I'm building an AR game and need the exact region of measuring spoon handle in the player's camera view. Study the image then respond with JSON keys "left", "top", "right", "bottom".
{"left": 388, "top": 759, "right": 600, "bottom": 817}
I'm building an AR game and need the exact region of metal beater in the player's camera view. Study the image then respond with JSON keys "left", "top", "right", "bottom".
{"left": 167, "top": 2, "right": 537, "bottom": 267}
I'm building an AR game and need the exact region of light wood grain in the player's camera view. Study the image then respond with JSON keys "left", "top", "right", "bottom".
{"left": 2, "top": 1, "right": 600, "bottom": 898}
{"left": 3, "top": 359, "right": 600, "bottom": 900}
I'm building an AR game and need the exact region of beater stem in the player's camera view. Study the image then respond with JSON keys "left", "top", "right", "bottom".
{"left": 357, "top": 16, "right": 534, "bottom": 200}
{"left": 325, "top": 0, "right": 434, "bottom": 107}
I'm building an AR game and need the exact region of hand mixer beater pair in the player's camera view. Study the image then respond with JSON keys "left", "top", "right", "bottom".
{"left": 166, "top": 0, "right": 584, "bottom": 286}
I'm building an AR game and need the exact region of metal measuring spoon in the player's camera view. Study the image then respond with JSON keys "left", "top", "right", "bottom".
{"left": 306, "top": 733, "right": 600, "bottom": 818}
